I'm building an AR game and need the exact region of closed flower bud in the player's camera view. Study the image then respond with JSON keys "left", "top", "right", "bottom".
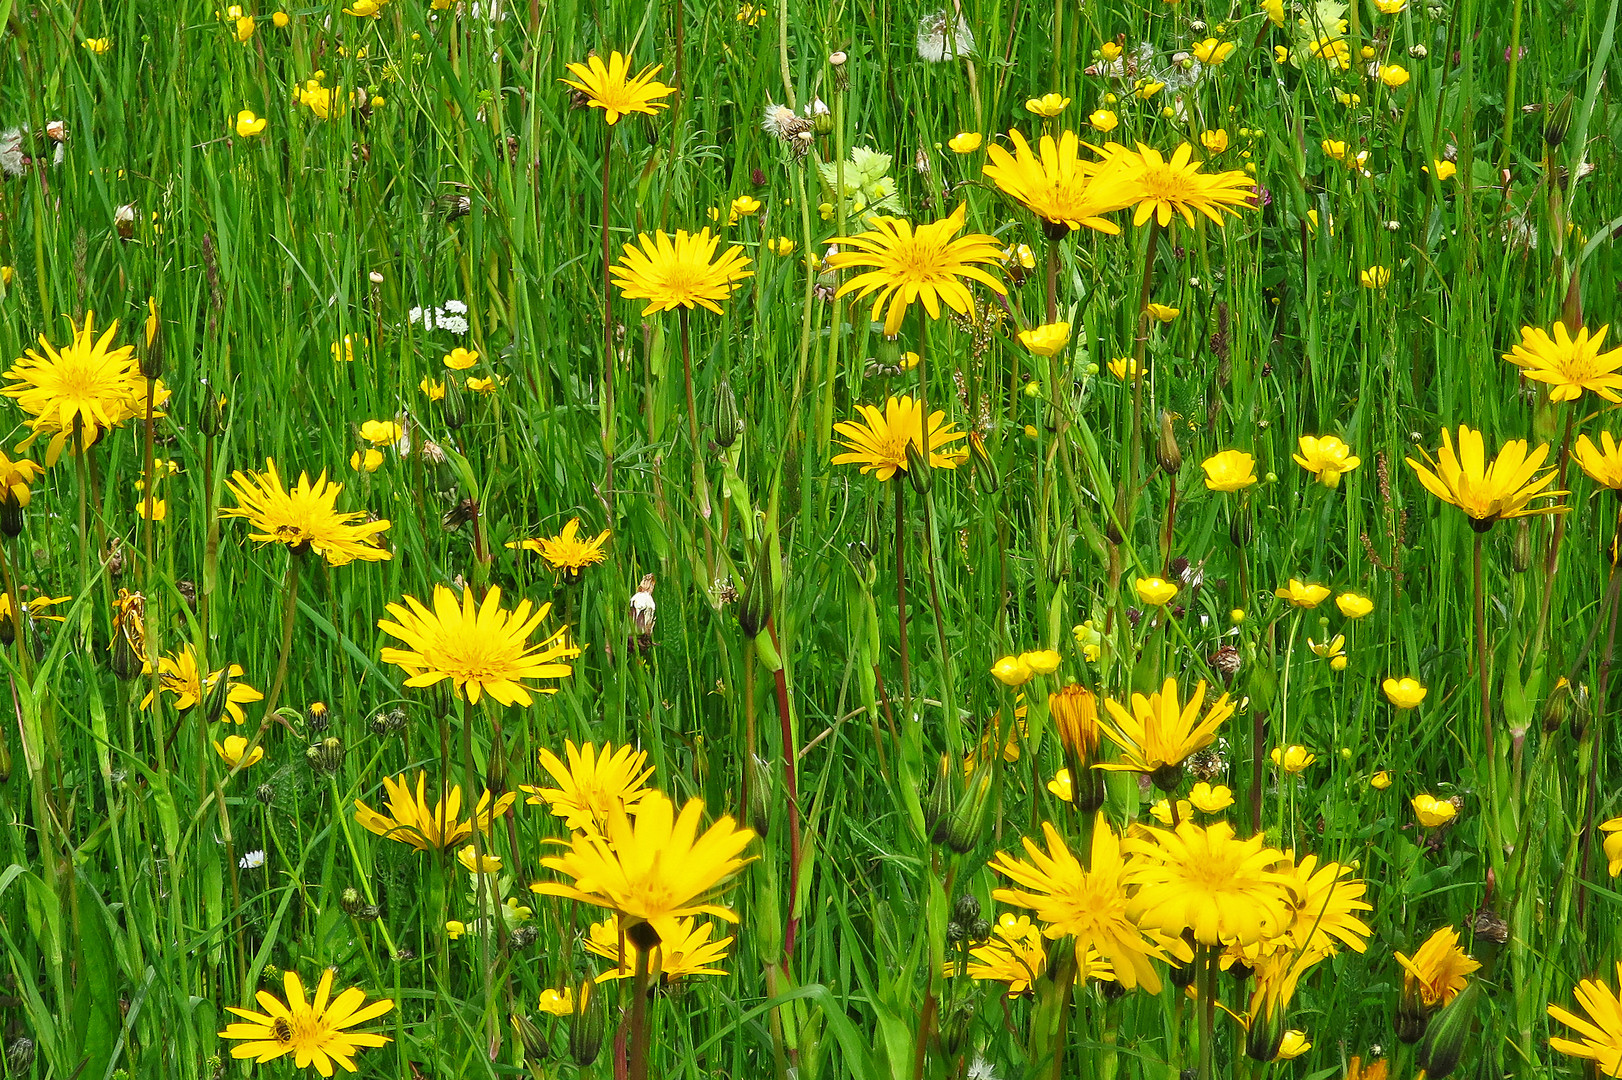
{"left": 952, "top": 892, "right": 981, "bottom": 925}
{"left": 1510, "top": 517, "right": 1533, "bottom": 572}
{"left": 905, "top": 440, "right": 932, "bottom": 494}
{"left": 1157, "top": 410, "right": 1183, "bottom": 475}
{"left": 968, "top": 432, "right": 999, "bottom": 494}
{"left": 568, "top": 979, "right": 606, "bottom": 1067}
{"left": 511, "top": 1013, "right": 548, "bottom": 1061}
{"left": 340, "top": 887, "right": 368, "bottom": 916}
{"left": 1050, "top": 683, "right": 1099, "bottom": 760}
{"left": 6, "top": 1038, "right": 36, "bottom": 1073}
{"left": 1416, "top": 980, "right": 1482, "bottom": 1079}
{"left": 737, "top": 542, "right": 774, "bottom": 639}
{"left": 201, "top": 391, "right": 229, "bottom": 438}
{"left": 945, "top": 773, "right": 991, "bottom": 854}
{"left": 922, "top": 753, "right": 954, "bottom": 844}
{"left": 1245, "top": 1005, "right": 1285, "bottom": 1062}
{"left": 1544, "top": 90, "right": 1575, "bottom": 148}
{"left": 255, "top": 782, "right": 275, "bottom": 805}
{"left": 200, "top": 667, "right": 237, "bottom": 724}
{"left": 713, "top": 377, "right": 742, "bottom": 448}
{"left": 1229, "top": 510, "right": 1252, "bottom": 547}
{"left": 746, "top": 753, "right": 772, "bottom": 838}
{"left": 0, "top": 500, "right": 21, "bottom": 539}
{"left": 306, "top": 736, "right": 344, "bottom": 776}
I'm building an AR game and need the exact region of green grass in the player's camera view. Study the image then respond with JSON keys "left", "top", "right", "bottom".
{"left": 0, "top": 0, "right": 1620, "bottom": 1078}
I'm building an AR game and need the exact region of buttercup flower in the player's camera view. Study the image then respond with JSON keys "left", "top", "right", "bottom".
{"left": 1504, "top": 323, "right": 1622, "bottom": 402}
{"left": 1270, "top": 745, "right": 1316, "bottom": 773}
{"left": 1361, "top": 266, "right": 1392, "bottom": 288}
{"left": 214, "top": 734, "right": 265, "bottom": 769}
{"left": 832, "top": 395, "right": 968, "bottom": 481}
{"left": 235, "top": 110, "right": 267, "bottom": 138}
{"left": 1379, "top": 64, "right": 1410, "bottom": 88}
{"left": 1411, "top": 793, "right": 1457, "bottom": 828}
{"left": 827, "top": 204, "right": 1006, "bottom": 335}
{"left": 1275, "top": 579, "right": 1330, "bottom": 608}
{"left": 359, "top": 420, "right": 403, "bottom": 446}
{"left": 1406, "top": 425, "right": 1566, "bottom": 528}
{"left": 1383, "top": 677, "right": 1427, "bottom": 708}
{"left": 948, "top": 132, "right": 982, "bottom": 153}
{"left": 1018, "top": 321, "right": 1071, "bottom": 356}
{"left": 560, "top": 52, "right": 676, "bottom": 125}
{"left": 1371, "top": 771, "right": 1393, "bottom": 790}
{"left": 1145, "top": 303, "right": 1179, "bottom": 322}
{"left": 1200, "top": 129, "right": 1229, "bottom": 153}
{"left": 1203, "top": 450, "right": 1258, "bottom": 491}
{"left": 218, "top": 969, "right": 393, "bottom": 1076}
{"left": 991, "top": 654, "right": 1034, "bottom": 687}
{"left": 1134, "top": 577, "right": 1178, "bottom": 606}
{"left": 1294, "top": 435, "right": 1361, "bottom": 487}
{"left": 1193, "top": 38, "right": 1235, "bottom": 64}
{"left": 1089, "top": 110, "right": 1119, "bottom": 132}
{"left": 1189, "top": 782, "right": 1233, "bottom": 813}
{"left": 443, "top": 347, "right": 479, "bottom": 370}
{"left": 1336, "top": 592, "right": 1374, "bottom": 618}
{"left": 1025, "top": 93, "right": 1070, "bottom": 117}
{"left": 611, "top": 229, "right": 753, "bottom": 316}
{"left": 1427, "top": 158, "right": 1457, "bottom": 181}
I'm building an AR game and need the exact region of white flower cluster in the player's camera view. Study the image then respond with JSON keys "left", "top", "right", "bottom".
{"left": 408, "top": 298, "right": 470, "bottom": 336}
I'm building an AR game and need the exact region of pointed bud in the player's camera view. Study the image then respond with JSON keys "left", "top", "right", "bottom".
{"left": 905, "top": 440, "right": 932, "bottom": 495}
{"left": 1544, "top": 90, "right": 1575, "bottom": 148}
{"left": 1416, "top": 980, "right": 1482, "bottom": 1079}
{"left": 1157, "top": 410, "right": 1183, "bottom": 475}
{"left": 568, "top": 979, "right": 606, "bottom": 1067}
{"left": 922, "top": 753, "right": 954, "bottom": 845}
{"left": 969, "top": 432, "right": 999, "bottom": 494}
{"left": 713, "top": 377, "right": 742, "bottom": 448}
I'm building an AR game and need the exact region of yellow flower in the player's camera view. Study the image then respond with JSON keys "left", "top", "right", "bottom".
{"left": 1361, "top": 265, "right": 1391, "bottom": 289}
{"left": 957, "top": 912, "right": 1055, "bottom": 993}
{"left": 1047, "top": 768, "right": 1075, "bottom": 803}
{"left": 1270, "top": 745, "right": 1316, "bottom": 773}
{"left": 1, "top": 311, "right": 155, "bottom": 465}
{"left": 298, "top": 77, "right": 338, "bottom": 119}
{"left": 1382, "top": 677, "right": 1427, "bottom": 709}
{"left": 611, "top": 229, "right": 753, "bottom": 316}
{"left": 766, "top": 236, "right": 796, "bottom": 256}
{"left": 536, "top": 987, "right": 575, "bottom": 1015}
{"left": 1200, "top": 129, "right": 1229, "bottom": 154}
{"left": 1193, "top": 39, "right": 1235, "bottom": 64}
{"left": 465, "top": 375, "right": 499, "bottom": 394}
{"left": 445, "top": 920, "right": 466, "bottom": 940}
{"left": 1370, "top": 770, "right": 1393, "bottom": 789}
{"left": 1311, "top": 37, "right": 1352, "bottom": 68}
{"left": 83, "top": 37, "right": 111, "bottom": 54}
{"left": 443, "top": 347, "right": 479, "bottom": 370}
{"left": 378, "top": 585, "right": 580, "bottom": 707}
{"left": 1601, "top": 819, "right": 1622, "bottom": 876}
{"left": 1293, "top": 434, "right": 1361, "bottom": 487}
{"left": 1379, "top": 64, "right": 1410, "bottom": 88}
{"left": 832, "top": 395, "right": 968, "bottom": 481}
{"left": 223, "top": 459, "right": 392, "bottom": 565}
{"left": 457, "top": 845, "right": 503, "bottom": 875}
{"left": 1022, "top": 649, "right": 1061, "bottom": 675}
{"left": 507, "top": 517, "right": 611, "bottom": 576}
{"left": 1262, "top": 0, "right": 1285, "bottom": 25}
{"left": 272, "top": 10, "right": 290, "bottom": 26}
{"left": 560, "top": 52, "right": 676, "bottom": 125}
{"left": 1108, "top": 142, "right": 1256, "bottom": 230}
{"left": 350, "top": 449, "right": 382, "bottom": 473}
{"left": 991, "top": 654, "right": 1034, "bottom": 686}
{"left": 419, "top": 377, "right": 446, "bottom": 401}
{"left": 1072, "top": 620, "right": 1103, "bottom": 662}
{"left": 1275, "top": 579, "right": 1330, "bottom": 608}
{"left": 1100, "top": 41, "right": 1122, "bottom": 59}
{"left": 1275, "top": 1031, "right": 1311, "bottom": 1060}
{"left": 1427, "top": 158, "right": 1457, "bottom": 181}
{"left": 343, "top": 0, "right": 386, "bottom": 13}
{"left": 329, "top": 334, "right": 356, "bottom": 363}
{"left": 992, "top": 813, "right": 1182, "bottom": 991}
{"left": 1275, "top": 45, "right": 1292, "bottom": 63}
{"left": 521, "top": 741, "right": 654, "bottom": 838}
{"left": 1145, "top": 302, "right": 1180, "bottom": 322}
{"left": 235, "top": 110, "right": 267, "bottom": 138}
{"left": 982, "top": 129, "right": 1139, "bottom": 236}
{"left": 1125, "top": 820, "right": 1293, "bottom": 946}
{"left": 1308, "top": 634, "right": 1345, "bottom": 662}
{"left": 1504, "top": 322, "right": 1622, "bottom": 403}
{"left": 354, "top": 771, "right": 516, "bottom": 852}
{"left": 1202, "top": 449, "right": 1258, "bottom": 491}
{"left": 1089, "top": 109, "right": 1119, "bottom": 132}
{"left": 214, "top": 734, "right": 264, "bottom": 769}
{"left": 1406, "top": 424, "right": 1566, "bottom": 527}
{"left": 1374, "top": 0, "right": 1406, "bottom": 10}
{"left": 1149, "top": 798, "right": 1193, "bottom": 824}
{"left": 1576, "top": 431, "right": 1622, "bottom": 491}
{"left": 140, "top": 646, "right": 264, "bottom": 723}
{"left": 828, "top": 204, "right": 1005, "bottom": 335}
{"left": 1025, "top": 93, "right": 1070, "bottom": 117}
{"left": 359, "top": 420, "right": 403, "bottom": 446}
{"left": 234, "top": 14, "right": 256, "bottom": 41}
{"left": 1050, "top": 683, "right": 1100, "bottom": 759}
{"left": 587, "top": 914, "right": 734, "bottom": 981}
{"left": 1321, "top": 139, "right": 1349, "bottom": 162}
{"left": 1134, "top": 80, "right": 1165, "bottom": 99}
{"left": 218, "top": 969, "right": 393, "bottom": 1076}
{"left": 1411, "top": 793, "right": 1457, "bottom": 828}
{"left": 1549, "top": 963, "right": 1622, "bottom": 1076}
{"left": 1396, "top": 926, "right": 1480, "bottom": 1007}
{"left": 730, "top": 194, "right": 762, "bottom": 218}
{"left": 1097, "top": 677, "right": 1234, "bottom": 777}
{"left": 0, "top": 452, "right": 44, "bottom": 511}
{"left": 1189, "top": 782, "right": 1233, "bottom": 813}
{"left": 0, "top": 266, "right": 11, "bottom": 285}
{"left": 948, "top": 132, "right": 982, "bottom": 153}
{"left": 1108, "top": 356, "right": 1142, "bottom": 381}
{"left": 1018, "top": 321, "right": 1071, "bottom": 356}
{"left": 1336, "top": 592, "right": 1374, "bottom": 618}
{"left": 533, "top": 790, "right": 756, "bottom": 924}
{"left": 1134, "top": 577, "right": 1178, "bottom": 606}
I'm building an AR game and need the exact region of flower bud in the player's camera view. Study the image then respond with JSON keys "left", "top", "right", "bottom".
{"left": 1510, "top": 517, "right": 1533, "bottom": 572}
{"left": 1228, "top": 509, "right": 1252, "bottom": 547}
{"left": 1245, "top": 1004, "right": 1285, "bottom": 1062}
{"left": 0, "top": 499, "right": 22, "bottom": 539}
{"left": 200, "top": 391, "right": 228, "bottom": 438}
{"left": 1544, "top": 90, "right": 1575, "bottom": 148}
{"left": 305, "top": 736, "right": 344, "bottom": 776}
{"left": 713, "top": 377, "right": 742, "bottom": 449}
{"left": 307, "top": 701, "right": 331, "bottom": 732}
{"left": 905, "top": 440, "right": 932, "bottom": 494}
{"left": 568, "top": 979, "right": 606, "bottom": 1067}
{"left": 1049, "top": 683, "right": 1099, "bottom": 760}
{"left": 1416, "top": 980, "right": 1482, "bottom": 1079}
{"left": 969, "top": 432, "right": 999, "bottom": 494}
{"left": 951, "top": 892, "right": 981, "bottom": 925}
{"left": 922, "top": 753, "right": 954, "bottom": 845}
{"left": 737, "top": 543, "right": 774, "bottom": 639}
{"left": 1157, "top": 409, "right": 1183, "bottom": 475}
{"left": 746, "top": 752, "right": 772, "bottom": 838}
{"left": 512, "top": 1012, "right": 549, "bottom": 1061}
{"left": 944, "top": 772, "right": 991, "bottom": 854}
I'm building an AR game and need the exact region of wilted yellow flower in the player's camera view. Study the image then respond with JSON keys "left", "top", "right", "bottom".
{"left": 1025, "top": 93, "right": 1070, "bottom": 117}
{"left": 1411, "top": 793, "right": 1457, "bottom": 828}
{"left": 948, "top": 132, "right": 983, "bottom": 153}
{"left": 1202, "top": 449, "right": 1258, "bottom": 491}
{"left": 1134, "top": 577, "right": 1178, "bottom": 606}
{"left": 1383, "top": 677, "right": 1427, "bottom": 709}
{"left": 1018, "top": 321, "right": 1071, "bottom": 356}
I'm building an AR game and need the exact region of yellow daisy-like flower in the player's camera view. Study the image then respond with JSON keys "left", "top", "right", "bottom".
{"left": 1406, "top": 424, "right": 1566, "bottom": 528}
{"left": 1275, "top": 853, "right": 1371, "bottom": 955}
{"left": 2, "top": 312, "right": 158, "bottom": 465}
{"left": 1275, "top": 578, "right": 1330, "bottom": 608}
{"left": 1293, "top": 434, "right": 1361, "bottom": 488}
{"left": 560, "top": 52, "right": 676, "bottom": 125}
{"left": 223, "top": 459, "right": 393, "bottom": 566}
{"left": 0, "top": 451, "right": 44, "bottom": 512}
{"left": 609, "top": 229, "right": 754, "bottom": 316}
{"left": 457, "top": 845, "right": 503, "bottom": 875}
{"left": 1395, "top": 926, "right": 1480, "bottom": 1008}
{"left": 991, "top": 813, "right": 1180, "bottom": 991}
{"left": 1096, "top": 677, "right": 1235, "bottom": 779}
{"left": 1601, "top": 818, "right": 1622, "bottom": 877}
{"left": 532, "top": 789, "right": 756, "bottom": 925}
{"left": 1361, "top": 266, "right": 1392, "bottom": 289}
{"left": 1125, "top": 820, "right": 1294, "bottom": 946}
{"left": 218, "top": 969, "right": 394, "bottom": 1077}
{"left": 1107, "top": 142, "right": 1256, "bottom": 230}
{"left": 1549, "top": 964, "right": 1622, "bottom": 1077}
{"left": 827, "top": 203, "right": 1006, "bottom": 336}
{"left": 214, "top": 734, "right": 265, "bottom": 769}
{"left": 506, "top": 517, "right": 611, "bottom": 576}
{"left": 377, "top": 584, "right": 580, "bottom": 707}
{"left": 520, "top": 741, "right": 655, "bottom": 837}
{"left": 140, "top": 645, "right": 264, "bottom": 724}
{"left": 586, "top": 914, "right": 733, "bottom": 982}
{"left": 982, "top": 130, "right": 1139, "bottom": 236}
{"left": 831, "top": 395, "right": 968, "bottom": 481}
{"left": 354, "top": 772, "right": 515, "bottom": 853}
{"left": 1504, "top": 322, "right": 1622, "bottom": 403}
{"left": 958, "top": 913, "right": 1052, "bottom": 994}
{"left": 1576, "top": 432, "right": 1622, "bottom": 491}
